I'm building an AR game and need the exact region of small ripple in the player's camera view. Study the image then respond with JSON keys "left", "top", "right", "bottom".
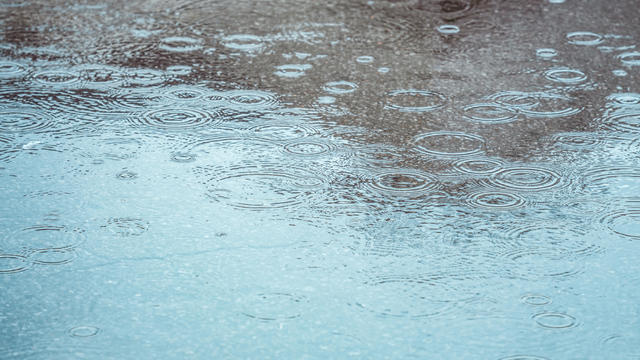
{"left": 247, "top": 124, "right": 319, "bottom": 141}
{"left": 356, "top": 55, "right": 374, "bottom": 64}
{"left": 413, "top": 131, "right": 485, "bottom": 157}
{"left": 274, "top": 64, "right": 312, "bottom": 78}
{"left": 226, "top": 89, "right": 279, "bottom": 110}
{"left": 130, "top": 108, "right": 223, "bottom": 130}
{"left": 567, "top": 31, "right": 604, "bottom": 46}
{"left": 30, "top": 247, "right": 77, "bottom": 265}
{"left": 505, "top": 225, "right": 601, "bottom": 255}
{"left": 453, "top": 158, "right": 504, "bottom": 175}
{"left": 68, "top": 326, "right": 100, "bottom": 337}
{"left": 601, "top": 112, "right": 640, "bottom": 133}
{"left": 501, "top": 248, "right": 585, "bottom": 280}
{"left": 239, "top": 292, "right": 308, "bottom": 321}
{"left": 282, "top": 140, "right": 334, "bottom": 157}
{"left": 532, "top": 312, "right": 577, "bottom": 329}
{"left": 222, "top": 34, "right": 265, "bottom": 52}
{"left": 613, "top": 69, "right": 628, "bottom": 77}
{"left": 170, "top": 152, "right": 197, "bottom": 163}
{"left": 0, "top": 134, "right": 17, "bottom": 162}
{"left": 536, "top": 48, "right": 558, "bottom": 59}
{"left": 76, "top": 64, "right": 126, "bottom": 87}
{"left": 485, "top": 167, "right": 563, "bottom": 192}
{"left": 414, "top": 0, "right": 482, "bottom": 21}
{"left": 323, "top": 81, "right": 358, "bottom": 95}
{"left": 0, "top": 60, "right": 29, "bottom": 79}
{"left": 521, "top": 294, "right": 552, "bottom": 306}
{"left": 203, "top": 164, "right": 326, "bottom": 209}
{"left": 0, "top": 109, "right": 55, "bottom": 133}
{"left": 2, "top": 225, "right": 85, "bottom": 252}
{"left": 600, "top": 210, "right": 640, "bottom": 240}
{"left": 116, "top": 170, "right": 138, "bottom": 180}
{"left": 31, "top": 69, "right": 80, "bottom": 86}
{"left": 618, "top": 51, "right": 640, "bottom": 66}
{"left": 385, "top": 89, "right": 447, "bottom": 112}
{"left": 465, "top": 191, "right": 526, "bottom": 209}
{"left": 163, "top": 86, "right": 208, "bottom": 101}
{"left": 436, "top": 24, "right": 460, "bottom": 34}
{"left": 159, "top": 36, "right": 203, "bottom": 52}
{"left": 366, "top": 170, "right": 441, "bottom": 196}
{"left": 499, "top": 356, "right": 550, "bottom": 360}
{"left": 105, "top": 217, "right": 149, "bottom": 237}
{"left": 608, "top": 93, "right": 640, "bottom": 106}
{"left": 544, "top": 68, "right": 587, "bottom": 84}
{"left": 124, "top": 68, "right": 166, "bottom": 88}
{"left": 545, "top": 132, "right": 602, "bottom": 149}
{"left": 582, "top": 167, "right": 640, "bottom": 196}
{"left": 463, "top": 103, "right": 519, "bottom": 124}
{"left": 0, "top": 254, "right": 30, "bottom": 274}
{"left": 487, "top": 91, "right": 582, "bottom": 118}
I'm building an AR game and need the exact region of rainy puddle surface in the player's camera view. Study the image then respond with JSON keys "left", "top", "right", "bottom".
{"left": 1, "top": 0, "right": 640, "bottom": 358}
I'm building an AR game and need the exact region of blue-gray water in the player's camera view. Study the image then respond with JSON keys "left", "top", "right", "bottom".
{"left": 1, "top": 0, "right": 639, "bottom": 358}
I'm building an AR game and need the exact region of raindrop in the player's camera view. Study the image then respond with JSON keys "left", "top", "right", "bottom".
{"left": 544, "top": 68, "right": 587, "bottom": 84}
{"left": 222, "top": 34, "right": 264, "bottom": 52}
{"left": 170, "top": 152, "right": 197, "bottom": 163}
{"left": 30, "top": 248, "right": 77, "bottom": 265}
{"left": 536, "top": 48, "right": 558, "bottom": 59}
{"left": 618, "top": 51, "right": 640, "bottom": 66}
{"left": 485, "top": 167, "right": 563, "bottom": 192}
{"left": 274, "top": 64, "right": 312, "bottom": 78}
{"left": 159, "top": 36, "right": 203, "bottom": 52}
{"left": 226, "top": 89, "right": 279, "bottom": 110}
{"left": 130, "top": 108, "right": 222, "bottom": 130}
{"left": 463, "top": 103, "right": 519, "bottom": 124}
{"left": 105, "top": 218, "right": 149, "bottom": 236}
{"left": 567, "top": 31, "right": 604, "bottom": 46}
{"left": 436, "top": 24, "right": 460, "bottom": 34}
{"left": 68, "top": 326, "right": 100, "bottom": 337}
{"left": 521, "top": 294, "right": 552, "bottom": 306}
{"left": 323, "top": 81, "right": 358, "bottom": 95}
{"left": 385, "top": 89, "right": 447, "bottom": 112}
{"left": 116, "top": 170, "right": 138, "bottom": 180}
{"left": 466, "top": 191, "right": 526, "bottom": 209}
{"left": 532, "top": 312, "right": 577, "bottom": 329}
{"left": 239, "top": 292, "right": 308, "bottom": 321}
{"left": 413, "top": 131, "right": 485, "bottom": 157}
{"left": 356, "top": 55, "right": 374, "bottom": 64}
{"left": 0, "top": 254, "right": 30, "bottom": 274}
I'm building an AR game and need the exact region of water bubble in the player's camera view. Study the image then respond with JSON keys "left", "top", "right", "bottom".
{"left": 0, "top": 60, "right": 29, "bottom": 78}
{"left": 3, "top": 225, "right": 85, "bottom": 252}
{"left": 105, "top": 218, "right": 149, "bottom": 237}
{"left": 463, "top": 103, "right": 519, "bottom": 123}
{"left": 453, "top": 158, "right": 504, "bottom": 175}
{"left": 226, "top": 89, "right": 279, "bottom": 110}
{"left": 30, "top": 248, "right": 77, "bottom": 265}
{"left": 274, "top": 64, "right": 312, "bottom": 78}
{"left": 385, "top": 89, "right": 447, "bottom": 112}
{"left": 466, "top": 191, "right": 526, "bottom": 209}
{"left": 536, "top": 48, "right": 558, "bottom": 59}
{"left": 356, "top": 55, "right": 374, "bottom": 63}
{"left": 323, "top": 81, "right": 358, "bottom": 95}
{"left": 222, "top": 34, "right": 264, "bottom": 52}
{"left": 0, "top": 254, "right": 30, "bottom": 274}
{"left": 170, "top": 152, "right": 197, "bottom": 163}
{"left": 521, "top": 294, "right": 552, "bottom": 306}
{"left": 159, "top": 36, "right": 203, "bottom": 52}
{"left": 131, "top": 108, "right": 222, "bottom": 130}
{"left": 436, "top": 24, "right": 460, "bottom": 34}
{"left": 283, "top": 140, "right": 333, "bottom": 157}
{"left": 68, "top": 326, "right": 100, "bottom": 337}
{"left": 486, "top": 167, "right": 563, "bottom": 192}
{"left": 239, "top": 292, "right": 308, "bottom": 321}
{"left": 204, "top": 164, "right": 325, "bottom": 209}
{"left": 532, "top": 312, "right": 577, "bottom": 329}
{"left": 544, "top": 68, "right": 587, "bottom": 84}
{"left": 367, "top": 170, "right": 441, "bottom": 196}
{"left": 32, "top": 70, "right": 80, "bottom": 86}
{"left": 567, "top": 31, "right": 604, "bottom": 46}
{"left": 488, "top": 91, "right": 581, "bottom": 118}
{"left": 413, "top": 131, "right": 485, "bottom": 157}
{"left": 601, "top": 211, "right": 640, "bottom": 240}
{"left": 116, "top": 170, "right": 138, "bottom": 180}
{"left": 618, "top": 51, "right": 640, "bottom": 66}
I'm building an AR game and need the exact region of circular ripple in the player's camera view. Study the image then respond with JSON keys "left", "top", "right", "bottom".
{"left": 463, "top": 103, "right": 519, "bottom": 123}
{"left": 323, "top": 81, "right": 358, "bottom": 95}
{"left": 521, "top": 294, "right": 552, "bottom": 306}
{"left": 414, "top": 0, "right": 479, "bottom": 20}
{"left": 77, "top": 64, "right": 126, "bottom": 86}
{"left": 618, "top": 52, "right": 640, "bottom": 66}
{"left": 204, "top": 165, "right": 325, "bottom": 209}
{"left": 3, "top": 225, "right": 85, "bottom": 252}
{"left": 601, "top": 112, "right": 640, "bottom": 133}
{"left": 32, "top": 70, "right": 80, "bottom": 86}
{"left": 68, "top": 326, "right": 100, "bottom": 337}
{"left": 453, "top": 158, "right": 504, "bottom": 175}
{"left": 367, "top": 170, "right": 440, "bottom": 196}
{"left": 226, "top": 90, "right": 279, "bottom": 110}
{"left": 0, "top": 254, "right": 30, "bottom": 274}
{"left": 116, "top": 170, "right": 138, "bottom": 180}
{"left": 601, "top": 211, "right": 640, "bottom": 240}
{"left": 413, "top": 131, "right": 485, "bottom": 157}
{"left": 239, "top": 292, "right": 307, "bottom": 321}
{"left": 30, "top": 248, "right": 77, "bottom": 265}
{"left": 536, "top": 48, "right": 558, "bottom": 59}
{"left": 164, "top": 87, "right": 207, "bottom": 101}
{"left": 105, "top": 218, "right": 149, "bottom": 236}
{"left": 533, "top": 312, "right": 577, "bottom": 329}
{"left": 502, "top": 248, "right": 584, "bottom": 280}
{"left": 274, "top": 64, "right": 312, "bottom": 78}
{"left": 386, "top": 89, "right": 447, "bottom": 112}
{"left": 583, "top": 167, "right": 640, "bottom": 196}
{"left": 125, "top": 68, "right": 166, "bottom": 88}
{"left": 546, "top": 132, "right": 601, "bottom": 149}
{"left": 608, "top": 93, "right": 640, "bottom": 106}
{"left": 222, "top": 34, "right": 264, "bottom": 52}
{"left": 488, "top": 91, "right": 582, "bottom": 118}
{"left": 0, "top": 135, "right": 17, "bottom": 162}
{"left": 170, "top": 152, "right": 197, "bottom": 163}
{"left": 159, "top": 36, "right": 203, "bottom": 52}
{"left": 0, "top": 61, "right": 29, "bottom": 78}
{"left": 487, "top": 167, "right": 562, "bottom": 192}
{"left": 436, "top": 24, "right": 460, "bottom": 34}
{"left": 131, "top": 108, "right": 222, "bottom": 129}
{"left": 356, "top": 55, "right": 374, "bottom": 64}
{"left": 0, "top": 110, "right": 55, "bottom": 133}
{"left": 544, "top": 68, "right": 587, "bottom": 84}
{"left": 466, "top": 191, "right": 526, "bottom": 209}
{"left": 247, "top": 124, "right": 319, "bottom": 141}
{"left": 567, "top": 31, "right": 604, "bottom": 46}
{"left": 283, "top": 141, "right": 333, "bottom": 156}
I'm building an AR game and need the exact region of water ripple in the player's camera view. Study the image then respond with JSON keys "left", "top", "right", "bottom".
{"left": 463, "top": 103, "right": 520, "bottom": 124}
{"left": 487, "top": 91, "right": 582, "bottom": 118}
{"left": 0, "top": 60, "right": 29, "bottom": 79}
{"left": 366, "top": 170, "right": 441, "bottom": 196}
{"left": 30, "top": 247, "right": 77, "bottom": 265}
{"left": 485, "top": 167, "right": 563, "bottom": 192}
{"left": 159, "top": 36, "right": 203, "bottom": 52}
{"left": 239, "top": 292, "right": 308, "bottom": 321}
{"left": 567, "top": 31, "right": 604, "bottom": 46}
{"left": 617, "top": 51, "right": 640, "bottom": 66}
{"left": 465, "top": 191, "right": 526, "bottom": 209}
{"left": 413, "top": 131, "right": 485, "bottom": 157}
{"left": 0, "top": 109, "right": 56, "bottom": 133}
{"left": 323, "top": 81, "right": 358, "bottom": 95}
{"left": 0, "top": 254, "right": 30, "bottom": 274}
{"left": 385, "top": 89, "right": 447, "bottom": 112}
{"left": 130, "top": 108, "right": 223, "bottom": 130}
{"left": 544, "top": 67, "right": 587, "bottom": 84}
{"left": 2, "top": 225, "right": 86, "bottom": 252}
{"left": 453, "top": 158, "right": 504, "bottom": 175}
{"left": 532, "top": 312, "right": 578, "bottom": 329}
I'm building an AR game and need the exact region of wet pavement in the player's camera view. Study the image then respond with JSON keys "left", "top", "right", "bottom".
{"left": 1, "top": 0, "right": 640, "bottom": 358}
